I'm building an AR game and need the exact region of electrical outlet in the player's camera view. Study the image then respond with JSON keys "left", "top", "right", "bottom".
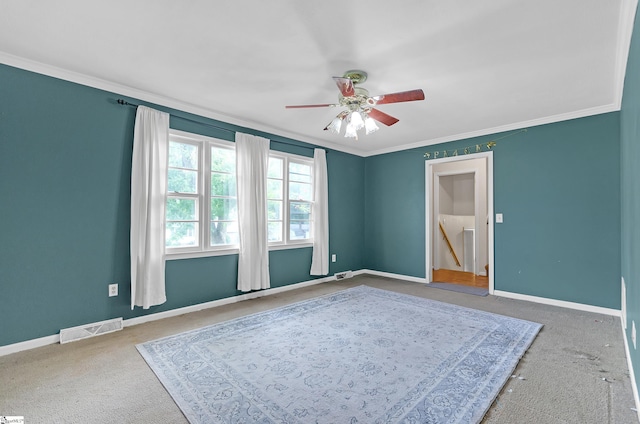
{"left": 332, "top": 254, "right": 337, "bottom": 263}
{"left": 109, "top": 283, "right": 118, "bottom": 297}
{"left": 633, "top": 321, "right": 636, "bottom": 350}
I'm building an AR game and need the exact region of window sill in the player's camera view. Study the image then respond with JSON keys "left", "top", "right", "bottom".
{"left": 269, "top": 242, "right": 313, "bottom": 251}
{"left": 166, "top": 248, "right": 239, "bottom": 260}
{"left": 166, "top": 242, "right": 313, "bottom": 261}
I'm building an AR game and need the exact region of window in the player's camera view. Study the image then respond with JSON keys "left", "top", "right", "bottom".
{"left": 267, "top": 153, "right": 313, "bottom": 245}
{"left": 288, "top": 160, "right": 313, "bottom": 241}
{"left": 210, "top": 145, "right": 238, "bottom": 246}
{"left": 166, "top": 140, "right": 200, "bottom": 248}
{"left": 166, "top": 131, "right": 238, "bottom": 256}
{"left": 166, "top": 130, "right": 313, "bottom": 258}
{"left": 267, "top": 157, "right": 284, "bottom": 242}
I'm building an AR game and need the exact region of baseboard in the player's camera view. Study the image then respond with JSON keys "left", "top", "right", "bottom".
{"left": 356, "top": 270, "right": 620, "bottom": 317}
{"left": 124, "top": 276, "right": 333, "bottom": 328}
{"left": 0, "top": 276, "right": 333, "bottom": 357}
{"left": 622, "top": 319, "right": 640, "bottom": 422}
{"left": 493, "top": 290, "right": 621, "bottom": 317}
{"left": 1, "top": 270, "right": 623, "bottom": 357}
{"left": 0, "top": 334, "right": 60, "bottom": 357}
{"left": 356, "top": 269, "right": 427, "bottom": 284}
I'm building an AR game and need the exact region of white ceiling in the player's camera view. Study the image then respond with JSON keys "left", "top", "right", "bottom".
{"left": 0, "top": 0, "right": 635, "bottom": 156}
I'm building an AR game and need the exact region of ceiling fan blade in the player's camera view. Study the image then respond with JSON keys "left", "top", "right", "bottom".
{"left": 285, "top": 103, "right": 335, "bottom": 109}
{"left": 372, "top": 89, "right": 425, "bottom": 105}
{"left": 332, "top": 77, "right": 355, "bottom": 97}
{"left": 368, "top": 108, "right": 399, "bottom": 126}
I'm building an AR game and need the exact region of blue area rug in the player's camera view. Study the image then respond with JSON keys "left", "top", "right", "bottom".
{"left": 137, "top": 286, "right": 541, "bottom": 423}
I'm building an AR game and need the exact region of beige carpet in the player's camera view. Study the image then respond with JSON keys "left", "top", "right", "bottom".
{"left": 0, "top": 275, "right": 637, "bottom": 423}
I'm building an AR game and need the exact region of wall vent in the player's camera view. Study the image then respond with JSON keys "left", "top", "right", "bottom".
{"left": 60, "top": 317, "right": 123, "bottom": 344}
{"left": 335, "top": 270, "right": 353, "bottom": 280}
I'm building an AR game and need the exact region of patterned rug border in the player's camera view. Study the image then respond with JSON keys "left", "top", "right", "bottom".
{"left": 137, "top": 285, "right": 542, "bottom": 423}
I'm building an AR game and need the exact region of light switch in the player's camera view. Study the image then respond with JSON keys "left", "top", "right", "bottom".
{"left": 331, "top": 254, "right": 337, "bottom": 263}
{"left": 496, "top": 213, "right": 503, "bottom": 223}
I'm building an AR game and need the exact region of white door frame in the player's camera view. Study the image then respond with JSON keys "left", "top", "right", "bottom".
{"left": 425, "top": 151, "right": 494, "bottom": 293}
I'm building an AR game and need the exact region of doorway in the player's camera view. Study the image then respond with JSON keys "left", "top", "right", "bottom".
{"left": 425, "top": 152, "right": 494, "bottom": 293}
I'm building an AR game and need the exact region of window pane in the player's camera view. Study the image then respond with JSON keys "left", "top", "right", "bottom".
{"left": 211, "top": 172, "right": 236, "bottom": 197}
{"left": 289, "top": 221, "right": 310, "bottom": 240}
{"left": 211, "top": 221, "right": 239, "bottom": 246}
{"left": 267, "top": 179, "right": 282, "bottom": 200}
{"left": 268, "top": 157, "right": 283, "bottom": 178}
{"left": 211, "top": 198, "right": 237, "bottom": 220}
{"left": 289, "top": 162, "right": 311, "bottom": 183}
{"left": 211, "top": 147, "right": 235, "bottom": 173}
{"left": 289, "top": 181, "right": 312, "bottom": 201}
{"left": 169, "top": 142, "right": 198, "bottom": 169}
{"left": 166, "top": 198, "right": 197, "bottom": 220}
{"left": 290, "top": 201, "right": 311, "bottom": 221}
{"left": 268, "top": 222, "right": 283, "bottom": 242}
{"left": 268, "top": 200, "right": 282, "bottom": 220}
{"left": 168, "top": 169, "right": 197, "bottom": 194}
{"left": 166, "top": 222, "right": 198, "bottom": 247}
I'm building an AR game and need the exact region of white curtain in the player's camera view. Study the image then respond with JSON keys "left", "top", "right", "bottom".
{"left": 310, "top": 148, "right": 329, "bottom": 275}
{"left": 130, "top": 106, "right": 169, "bottom": 309}
{"left": 236, "top": 132, "right": 271, "bottom": 292}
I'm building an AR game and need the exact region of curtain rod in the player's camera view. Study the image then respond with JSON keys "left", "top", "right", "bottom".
{"left": 117, "top": 99, "right": 318, "bottom": 152}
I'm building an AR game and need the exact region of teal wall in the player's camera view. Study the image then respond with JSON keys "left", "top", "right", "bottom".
{"left": 0, "top": 46, "right": 629, "bottom": 347}
{"left": 0, "top": 64, "right": 365, "bottom": 346}
{"left": 364, "top": 113, "right": 621, "bottom": 309}
{"left": 621, "top": 4, "right": 640, "bottom": 391}
{"left": 364, "top": 149, "right": 426, "bottom": 277}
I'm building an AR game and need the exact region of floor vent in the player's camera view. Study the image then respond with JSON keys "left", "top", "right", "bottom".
{"left": 335, "top": 270, "right": 353, "bottom": 280}
{"left": 60, "top": 317, "right": 123, "bottom": 344}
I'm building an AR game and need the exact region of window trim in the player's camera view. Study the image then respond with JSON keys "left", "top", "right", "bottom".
{"left": 165, "top": 130, "right": 315, "bottom": 261}
{"left": 207, "top": 139, "right": 238, "bottom": 249}
{"left": 166, "top": 133, "right": 205, "bottom": 253}
{"left": 166, "top": 130, "right": 239, "bottom": 258}
{"left": 267, "top": 150, "right": 314, "bottom": 248}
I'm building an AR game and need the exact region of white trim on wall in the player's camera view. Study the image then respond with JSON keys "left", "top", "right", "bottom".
{"left": 0, "top": 52, "right": 626, "bottom": 159}
{"left": 493, "top": 290, "right": 621, "bottom": 317}
{"left": 613, "top": 0, "right": 640, "bottom": 109}
{"left": 355, "top": 269, "right": 427, "bottom": 284}
{"left": 0, "top": 334, "right": 60, "bottom": 357}
{"left": 0, "top": 270, "right": 622, "bottom": 357}
{"left": 0, "top": 52, "right": 360, "bottom": 157}
{"left": 0, "top": 275, "right": 333, "bottom": 357}
{"left": 622, "top": 318, "right": 640, "bottom": 422}
{"left": 124, "top": 276, "right": 334, "bottom": 328}
{"left": 425, "top": 152, "right": 494, "bottom": 293}
{"left": 363, "top": 104, "right": 619, "bottom": 157}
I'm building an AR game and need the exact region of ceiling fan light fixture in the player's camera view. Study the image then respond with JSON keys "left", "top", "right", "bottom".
{"left": 344, "top": 121, "right": 358, "bottom": 139}
{"left": 364, "top": 115, "right": 379, "bottom": 135}
{"left": 326, "top": 116, "right": 343, "bottom": 134}
{"left": 349, "top": 110, "right": 365, "bottom": 131}
{"left": 285, "top": 69, "right": 425, "bottom": 141}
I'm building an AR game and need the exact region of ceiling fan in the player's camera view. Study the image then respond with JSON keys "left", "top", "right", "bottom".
{"left": 285, "top": 70, "right": 425, "bottom": 139}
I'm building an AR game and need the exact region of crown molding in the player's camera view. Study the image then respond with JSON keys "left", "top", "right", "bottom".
{"left": 0, "top": 52, "right": 367, "bottom": 157}
{"left": 1, "top": 48, "right": 627, "bottom": 159}
{"left": 613, "top": 0, "right": 639, "bottom": 109}
{"left": 363, "top": 103, "right": 620, "bottom": 157}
